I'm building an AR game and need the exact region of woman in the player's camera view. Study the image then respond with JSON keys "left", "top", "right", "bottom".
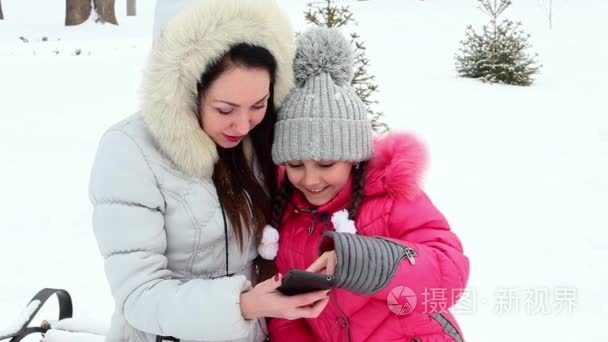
{"left": 89, "top": 1, "right": 329, "bottom": 341}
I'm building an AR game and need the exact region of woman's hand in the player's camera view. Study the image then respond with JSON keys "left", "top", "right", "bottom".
{"left": 240, "top": 274, "right": 329, "bottom": 320}
{"left": 306, "top": 251, "right": 337, "bottom": 276}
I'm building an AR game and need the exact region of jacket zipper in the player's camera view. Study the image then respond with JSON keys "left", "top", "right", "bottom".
{"left": 303, "top": 209, "right": 317, "bottom": 236}
{"left": 330, "top": 292, "right": 351, "bottom": 342}
{"left": 308, "top": 219, "right": 315, "bottom": 235}
{"left": 430, "top": 312, "right": 465, "bottom": 342}
{"left": 404, "top": 246, "right": 417, "bottom": 265}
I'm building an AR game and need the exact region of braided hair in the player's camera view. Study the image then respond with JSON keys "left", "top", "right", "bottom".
{"left": 347, "top": 161, "right": 368, "bottom": 221}
{"left": 270, "top": 177, "right": 295, "bottom": 228}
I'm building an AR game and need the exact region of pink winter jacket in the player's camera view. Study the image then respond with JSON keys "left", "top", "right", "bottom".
{"left": 268, "top": 133, "right": 470, "bottom": 342}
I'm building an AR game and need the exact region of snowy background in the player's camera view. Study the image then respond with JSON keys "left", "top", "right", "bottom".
{"left": 0, "top": 0, "right": 606, "bottom": 341}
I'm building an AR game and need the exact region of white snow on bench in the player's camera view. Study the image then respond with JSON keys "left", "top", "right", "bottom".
{"left": 42, "top": 329, "right": 105, "bottom": 342}
{"left": 0, "top": 299, "right": 41, "bottom": 338}
{"left": 48, "top": 317, "right": 109, "bottom": 336}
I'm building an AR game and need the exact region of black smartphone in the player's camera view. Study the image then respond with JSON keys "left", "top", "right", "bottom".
{"left": 277, "top": 269, "right": 335, "bottom": 296}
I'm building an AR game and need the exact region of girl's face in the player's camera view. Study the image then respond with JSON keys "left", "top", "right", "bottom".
{"left": 199, "top": 66, "right": 270, "bottom": 148}
{"left": 285, "top": 160, "right": 353, "bottom": 206}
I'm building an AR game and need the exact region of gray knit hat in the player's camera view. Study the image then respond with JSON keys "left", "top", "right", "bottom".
{"left": 272, "top": 27, "right": 373, "bottom": 164}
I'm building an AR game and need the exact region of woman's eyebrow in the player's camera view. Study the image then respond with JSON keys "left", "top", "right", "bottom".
{"left": 213, "top": 93, "right": 269, "bottom": 107}
{"left": 254, "top": 94, "right": 270, "bottom": 104}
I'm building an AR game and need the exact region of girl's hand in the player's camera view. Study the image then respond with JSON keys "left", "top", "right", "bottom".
{"left": 306, "top": 251, "right": 337, "bottom": 276}
{"left": 240, "top": 274, "right": 330, "bottom": 320}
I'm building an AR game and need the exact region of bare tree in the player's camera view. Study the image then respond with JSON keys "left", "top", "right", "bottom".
{"left": 127, "top": 0, "right": 136, "bottom": 16}
{"left": 66, "top": 0, "right": 92, "bottom": 26}
{"left": 93, "top": 0, "right": 118, "bottom": 24}
{"left": 538, "top": 0, "right": 553, "bottom": 29}
{"left": 1, "top": 0, "right": 5, "bottom": 20}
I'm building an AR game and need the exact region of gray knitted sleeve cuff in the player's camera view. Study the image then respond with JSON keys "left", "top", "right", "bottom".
{"left": 319, "top": 231, "right": 417, "bottom": 295}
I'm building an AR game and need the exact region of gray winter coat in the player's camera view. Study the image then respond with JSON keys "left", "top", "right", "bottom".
{"left": 88, "top": 1, "right": 294, "bottom": 341}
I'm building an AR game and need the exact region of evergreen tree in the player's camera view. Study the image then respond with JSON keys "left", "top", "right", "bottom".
{"left": 455, "top": 0, "right": 541, "bottom": 86}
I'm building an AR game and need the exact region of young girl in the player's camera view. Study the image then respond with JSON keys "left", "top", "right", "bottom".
{"left": 263, "top": 28, "right": 470, "bottom": 341}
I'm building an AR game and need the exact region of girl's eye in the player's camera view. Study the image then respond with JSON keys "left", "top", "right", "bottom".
{"left": 253, "top": 104, "right": 266, "bottom": 110}
{"left": 217, "top": 108, "right": 233, "bottom": 115}
{"left": 287, "top": 163, "right": 303, "bottom": 169}
{"left": 319, "top": 163, "right": 335, "bottom": 168}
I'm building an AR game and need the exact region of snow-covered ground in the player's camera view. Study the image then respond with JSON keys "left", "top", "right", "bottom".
{"left": 1, "top": 0, "right": 606, "bottom": 341}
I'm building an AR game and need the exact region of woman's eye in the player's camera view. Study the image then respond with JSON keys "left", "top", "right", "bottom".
{"left": 287, "top": 164, "right": 303, "bottom": 169}
{"left": 253, "top": 104, "right": 266, "bottom": 111}
{"left": 217, "top": 108, "right": 233, "bottom": 115}
{"left": 319, "top": 163, "right": 335, "bottom": 168}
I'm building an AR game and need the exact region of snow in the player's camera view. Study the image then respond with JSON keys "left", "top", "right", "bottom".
{"left": 1, "top": 0, "right": 606, "bottom": 341}
{"left": 49, "top": 318, "right": 109, "bottom": 337}
{"left": 41, "top": 329, "right": 104, "bottom": 342}
{"left": 0, "top": 300, "right": 40, "bottom": 338}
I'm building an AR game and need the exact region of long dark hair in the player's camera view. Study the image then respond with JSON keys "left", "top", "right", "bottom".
{"left": 197, "top": 43, "right": 278, "bottom": 250}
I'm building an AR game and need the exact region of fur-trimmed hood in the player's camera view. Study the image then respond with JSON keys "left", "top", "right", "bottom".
{"left": 364, "top": 132, "right": 428, "bottom": 201}
{"left": 141, "top": 0, "right": 295, "bottom": 180}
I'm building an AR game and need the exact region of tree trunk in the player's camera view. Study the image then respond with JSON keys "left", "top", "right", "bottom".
{"left": 127, "top": 0, "right": 136, "bottom": 16}
{"left": 65, "top": 0, "right": 92, "bottom": 26}
{"left": 94, "top": 0, "right": 118, "bottom": 25}
{"left": 0, "top": 0, "right": 4, "bottom": 20}
{"left": 548, "top": 0, "right": 553, "bottom": 29}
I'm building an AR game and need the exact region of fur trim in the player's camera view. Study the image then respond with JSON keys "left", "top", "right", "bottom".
{"left": 141, "top": 0, "right": 295, "bottom": 180}
{"left": 365, "top": 132, "right": 428, "bottom": 201}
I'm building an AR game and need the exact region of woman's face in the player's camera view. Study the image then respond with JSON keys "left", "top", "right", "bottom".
{"left": 285, "top": 160, "right": 354, "bottom": 206}
{"left": 199, "top": 66, "right": 271, "bottom": 148}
